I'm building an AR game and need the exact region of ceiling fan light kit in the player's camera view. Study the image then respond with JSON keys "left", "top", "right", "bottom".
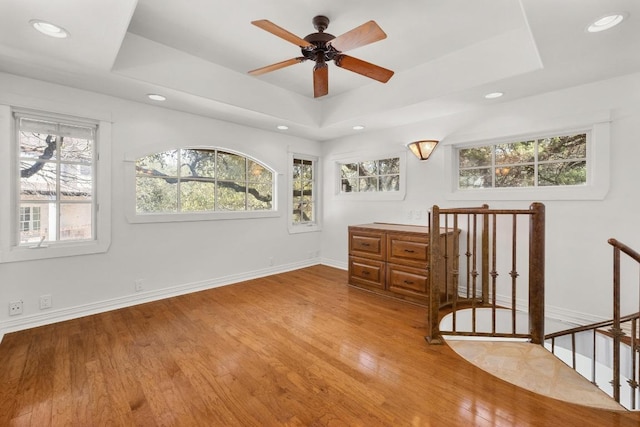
{"left": 249, "top": 15, "right": 394, "bottom": 98}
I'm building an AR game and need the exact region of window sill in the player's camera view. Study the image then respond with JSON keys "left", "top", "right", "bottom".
{"left": 126, "top": 210, "right": 280, "bottom": 224}
{"left": 0, "top": 239, "right": 110, "bottom": 263}
{"left": 288, "top": 223, "right": 322, "bottom": 234}
{"left": 445, "top": 185, "right": 608, "bottom": 201}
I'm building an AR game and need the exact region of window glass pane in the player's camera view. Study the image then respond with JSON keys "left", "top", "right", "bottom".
{"left": 538, "top": 161, "right": 586, "bottom": 186}
{"left": 60, "top": 203, "right": 92, "bottom": 241}
{"left": 19, "top": 132, "right": 58, "bottom": 160}
{"left": 20, "top": 161, "right": 57, "bottom": 201}
{"left": 341, "top": 163, "right": 358, "bottom": 179}
{"left": 378, "top": 158, "right": 399, "bottom": 174}
{"left": 495, "top": 165, "right": 535, "bottom": 187}
{"left": 248, "top": 183, "right": 273, "bottom": 210}
{"left": 217, "top": 152, "right": 245, "bottom": 181}
{"left": 539, "top": 134, "right": 586, "bottom": 161}
{"left": 495, "top": 141, "right": 535, "bottom": 165}
{"left": 359, "top": 177, "right": 378, "bottom": 192}
{"left": 301, "top": 198, "right": 313, "bottom": 222}
{"left": 59, "top": 136, "right": 93, "bottom": 163}
{"left": 60, "top": 164, "right": 92, "bottom": 201}
{"left": 181, "top": 149, "right": 216, "bottom": 178}
{"left": 19, "top": 204, "right": 48, "bottom": 243}
{"left": 341, "top": 178, "right": 357, "bottom": 192}
{"left": 359, "top": 160, "right": 377, "bottom": 176}
{"left": 459, "top": 147, "right": 491, "bottom": 168}
{"left": 180, "top": 181, "right": 216, "bottom": 211}
{"left": 459, "top": 168, "right": 492, "bottom": 188}
{"left": 136, "top": 176, "right": 178, "bottom": 213}
{"left": 248, "top": 160, "right": 271, "bottom": 182}
{"left": 217, "top": 182, "right": 246, "bottom": 210}
{"left": 380, "top": 175, "right": 399, "bottom": 191}
{"left": 136, "top": 150, "right": 178, "bottom": 176}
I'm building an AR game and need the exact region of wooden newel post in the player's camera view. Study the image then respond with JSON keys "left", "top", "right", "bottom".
{"left": 528, "top": 202, "right": 545, "bottom": 345}
{"left": 426, "top": 205, "right": 443, "bottom": 344}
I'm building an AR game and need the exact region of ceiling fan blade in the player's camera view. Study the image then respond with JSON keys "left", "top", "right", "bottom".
{"left": 335, "top": 54, "right": 394, "bottom": 83}
{"left": 329, "top": 21, "right": 387, "bottom": 52}
{"left": 251, "top": 20, "right": 313, "bottom": 48}
{"left": 313, "top": 65, "right": 328, "bottom": 98}
{"left": 248, "top": 57, "right": 306, "bottom": 76}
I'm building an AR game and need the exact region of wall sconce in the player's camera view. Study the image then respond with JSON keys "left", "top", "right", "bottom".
{"left": 407, "top": 140, "right": 439, "bottom": 161}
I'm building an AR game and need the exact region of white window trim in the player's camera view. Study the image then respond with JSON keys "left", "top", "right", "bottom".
{"left": 333, "top": 150, "right": 407, "bottom": 201}
{"left": 288, "top": 152, "right": 321, "bottom": 234}
{"left": 444, "top": 121, "right": 610, "bottom": 201}
{"left": 124, "top": 146, "right": 280, "bottom": 224}
{"left": 0, "top": 104, "right": 112, "bottom": 263}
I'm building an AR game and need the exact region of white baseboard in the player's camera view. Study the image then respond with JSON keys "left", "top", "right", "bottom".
{"left": 0, "top": 260, "right": 609, "bottom": 344}
{"left": 0, "top": 259, "right": 320, "bottom": 343}
{"left": 461, "top": 287, "right": 609, "bottom": 330}
{"left": 320, "top": 257, "right": 347, "bottom": 271}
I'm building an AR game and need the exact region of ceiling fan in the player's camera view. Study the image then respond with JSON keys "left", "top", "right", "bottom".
{"left": 248, "top": 15, "right": 394, "bottom": 98}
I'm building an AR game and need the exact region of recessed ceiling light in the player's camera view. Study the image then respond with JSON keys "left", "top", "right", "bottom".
{"left": 276, "top": 125, "right": 289, "bottom": 130}
{"left": 352, "top": 125, "right": 365, "bottom": 130}
{"left": 147, "top": 94, "right": 166, "bottom": 101}
{"left": 587, "top": 13, "right": 627, "bottom": 33}
{"left": 484, "top": 92, "right": 504, "bottom": 99}
{"left": 29, "top": 19, "right": 69, "bottom": 38}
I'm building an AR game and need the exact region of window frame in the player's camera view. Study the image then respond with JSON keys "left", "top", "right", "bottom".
{"left": 444, "top": 122, "right": 610, "bottom": 201}
{"left": 458, "top": 132, "right": 588, "bottom": 190}
{"left": 333, "top": 151, "right": 407, "bottom": 201}
{"left": 288, "top": 153, "right": 321, "bottom": 234}
{"left": 0, "top": 105, "right": 112, "bottom": 263}
{"left": 125, "top": 146, "right": 280, "bottom": 224}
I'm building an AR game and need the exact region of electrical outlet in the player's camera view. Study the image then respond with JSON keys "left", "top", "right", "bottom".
{"left": 40, "top": 294, "right": 52, "bottom": 310}
{"left": 135, "top": 279, "right": 144, "bottom": 292}
{"left": 9, "top": 300, "right": 23, "bottom": 316}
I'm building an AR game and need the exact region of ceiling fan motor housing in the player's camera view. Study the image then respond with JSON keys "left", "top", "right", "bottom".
{"left": 302, "top": 15, "right": 338, "bottom": 65}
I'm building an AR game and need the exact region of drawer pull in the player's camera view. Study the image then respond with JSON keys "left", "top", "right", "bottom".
{"left": 404, "top": 280, "right": 414, "bottom": 285}
{"left": 403, "top": 249, "right": 415, "bottom": 253}
{"left": 360, "top": 243, "right": 371, "bottom": 247}
{"left": 362, "top": 271, "right": 370, "bottom": 275}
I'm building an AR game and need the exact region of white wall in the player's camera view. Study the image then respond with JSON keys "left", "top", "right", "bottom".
{"left": 2, "top": 71, "right": 639, "bottom": 339}
{"left": 0, "top": 73, "right": 322, "bottom": 336}
{"left": 321, "top": 72, "right": 640, "bottom": 325}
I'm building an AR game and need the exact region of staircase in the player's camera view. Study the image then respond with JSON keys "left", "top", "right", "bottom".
{"left": 427, "top": 204, "right": 640, "bottom": 410}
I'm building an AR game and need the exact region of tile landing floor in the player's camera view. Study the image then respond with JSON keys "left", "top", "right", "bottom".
{"left": 446, "top": 340, "right": 625, "bottom": 411}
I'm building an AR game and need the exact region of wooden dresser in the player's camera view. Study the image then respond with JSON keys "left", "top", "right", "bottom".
{"left": 348, "top": 223, "right": 458, "bottom": 305}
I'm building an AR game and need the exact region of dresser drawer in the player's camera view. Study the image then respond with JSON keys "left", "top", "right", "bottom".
{"left": 387, "top": 233, "right": 429, "bottom": 268}
{"left": 348, "top": 256, "right": 385, "bottom": 290}
{"left": 387, "top": 264, "right": 428, "bottom": 299}
{"left": 349, "top": 229, "right": 385, "bottom": 261}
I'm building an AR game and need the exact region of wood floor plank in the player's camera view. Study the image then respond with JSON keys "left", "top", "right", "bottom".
{"left": 2, "top": 265, "right": 640, "bottom": 426}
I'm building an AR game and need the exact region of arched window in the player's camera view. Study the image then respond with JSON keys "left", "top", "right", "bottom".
{"left": 135, "top": 148, "right": 274, "bottom": 214}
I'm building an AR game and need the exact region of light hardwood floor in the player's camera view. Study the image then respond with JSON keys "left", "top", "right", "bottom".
{"left": 2, "top": 265, "right": 639, "bottom": 426}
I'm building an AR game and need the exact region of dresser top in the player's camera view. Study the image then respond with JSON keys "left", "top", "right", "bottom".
{"left": 349, "top": 223, "right": 458, "bottom": 235}
{"left": 349, "top": 222, "right": 430, "bottom": 233}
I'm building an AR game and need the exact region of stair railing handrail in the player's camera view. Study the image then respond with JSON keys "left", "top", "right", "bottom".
{"left": 609, "top": 238, "right": 640, "bottom": 404}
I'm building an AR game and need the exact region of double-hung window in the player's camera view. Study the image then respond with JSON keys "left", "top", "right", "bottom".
{"left": 289, "top": 154, "right": 320, "bottom": 233}
{"left": 0, "top": 107, "right": 111, "bottom": 262}
{"left": 17, "top": 113, "right": 96, "bottom": 243}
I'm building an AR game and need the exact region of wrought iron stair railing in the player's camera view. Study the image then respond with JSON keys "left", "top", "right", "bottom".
{"left": 426, "top": 203, "right": 546, "bottom": 345}
{"left": 544, "top": 238, "right": 640, "bottom": 409}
